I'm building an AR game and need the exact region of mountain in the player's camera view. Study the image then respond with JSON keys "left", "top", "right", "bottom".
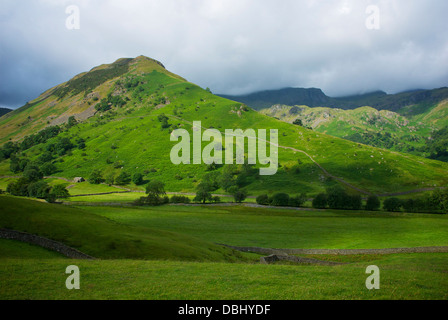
{"left": 219, "top": 88, "right": 331, "bottom": 110}
{"left": 0, "top": 108, "right": 12, "bottom": 117}
{"left": 220, "top": 87, "right": 448, "bottom": 115}
{"left": 0, "top": 56, "right": 447, "bottom": 196}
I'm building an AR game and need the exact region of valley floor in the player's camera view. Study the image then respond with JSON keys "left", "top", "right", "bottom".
{"left": 1, "top": 196, "right": 447, "bottom": 300}
{"left": 1, "top": 252, "right": 447, "bottom": 300}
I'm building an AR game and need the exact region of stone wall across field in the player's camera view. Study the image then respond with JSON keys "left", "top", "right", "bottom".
{"left": 0, "top": 228, "right": 95, "bottom": 260}
{"left": 220, "top": 244, "right": 448, "bottom": 256}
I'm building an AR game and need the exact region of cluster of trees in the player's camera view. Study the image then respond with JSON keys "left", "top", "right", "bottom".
{"left": 6, "top": 165, "right": 69, "bottom": 203}
{"left": 307, "top": 186, "right": 447, "bottom": 214}
{"left": 382, "top": 190, "right": 448, "bottom": 213}
{"left": 135, "top": 181, "right": 169, "bottom": 206}
{"left": 157, "top": 113, "right": 172, "bottom": 130}
{"left": 191, "top": 165, "right": 259, "bottom": 204}
{"left": 256, "top": 193, "right": 307, "bottom": 207}
{"left": 95, "top": 94, "right": 128, "bottom": 112}
{"left": 312, "top": 186, "right": 363, "bottom": 210}
{"left": 421, "top": 126, "right": 448, "bottom": 162}
{"left": 0, "top": 126, "right": 61, "bottom": 161}
{"left": 88, "top": 169, "right": 146, "bottom": 186}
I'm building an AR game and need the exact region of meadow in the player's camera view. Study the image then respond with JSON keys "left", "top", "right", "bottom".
{"left": 1, "top": 195, "right": 447, "bottom": 300}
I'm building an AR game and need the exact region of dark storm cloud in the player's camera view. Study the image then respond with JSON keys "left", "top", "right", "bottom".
{"left": 1, "top": 0, "right": 447, "bottom": 109}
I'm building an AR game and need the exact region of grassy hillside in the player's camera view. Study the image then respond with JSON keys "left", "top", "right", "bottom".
{"left": 1, "top": 56, "right": 447, "bottom": 197}
{"left": 0, "top": 196, "right": 245, "bottom": 262}
{"left": 260, "top": 103, "right": 447, "bottom": 159}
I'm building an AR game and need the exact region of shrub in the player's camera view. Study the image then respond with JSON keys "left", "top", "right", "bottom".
{"left": 233, "top": 189, "right": 248, "bottom": 203}
{"left": 383, "top": 198, "right": 403, "bottom": 212}
{"left": 312, "top": 193, "right": 328, "bottom": 209}
{"left": 271, "top": 193, "right": 290, "bottom": 206}
{"left": 212, "top": 196, "right": 221, "bottom": 203}
{"left": 288, "top": 193, "right": 307, "bottom": 207}
{"left": 170, "top": 195, "right": 191, "bottom": 204}
{"left": 256, "top": 194, "right": 270, "bottom": 206}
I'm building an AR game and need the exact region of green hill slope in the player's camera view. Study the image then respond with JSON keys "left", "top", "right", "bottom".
{"left": 0, "top": 56, "right": 447, "bottom": 196}
{"left": 0, "top": 195, "right": 243, "bottom": 262}
{"left": 260, "top": 103, "right": 448, "bottom": 160}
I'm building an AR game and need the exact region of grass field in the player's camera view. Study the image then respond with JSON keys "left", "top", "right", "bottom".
{"left": 80, "top": 205, "right": 448, "bottom": 249}
{"left": 1, "top": 252, "right": 447, "bottom": 299}
{"left": 1, "top": 194, "right": 447, "bottom": 300}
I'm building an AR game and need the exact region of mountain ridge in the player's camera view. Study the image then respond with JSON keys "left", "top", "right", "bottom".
{"left": 219, "top": 86, "right": 448, "bottom": 114}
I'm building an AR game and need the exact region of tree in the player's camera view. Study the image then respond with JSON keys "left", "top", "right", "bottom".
{"left": 146, "top": 180, "right": 166, "bottom": 197}
{"left": 50, "top": 184, "right": 70, "bottom": 199}
{"left": 256, "top": 194, "right": 270, "bottom": 205}
{"left": 219, "top": 170, "right": 237, "bottom": 192}
{"left": 10, "top": 156, "right": 29, "bottom": 174}
{"left": 312, "top": 193, "right": 328, "bottom": 209}
{"left": 67, "top": 116, "right": 78, "bottom": 128}
{"left": 202, "top": 172, "right": 220, "bottom": 191}
{"left": 271, "top": 193, "right": 290, "bottom": 206}
{"left": 28, "top": 181, "right": 51, "bottom": 199}
{"left": 105, "top": 173, "right": 115, "bottom": 185}
{"left": 143, "top": 180, "right": 167, "bottom": 206}
{"left": 23, "top": 164, "right": 43, "bottom": 182}
{"left": 7, "top": 178, "right": 30, "bottom": 196}
{"left": 426, "top": 189, "right": 448, "bottom": 213}
{"left": 115, "top": 171, "right": 131, "bottom": 185}
{"left": 366, "top": 195, "right": 381, "bottom": 211}
{"left": 326, "top": 186, "right": 348, "bottom": 209}
{"left": 88, "top": 169, "right": 104, "bottom": 184}
{"left": 55, "top": 137, "right": 74, "bottom": 156}
{"left": 293, "top": 119, "right": 303, "bottom": 126}
{"left": 348, "top": 195, "right": 362, "bottom": 210}
{"left": 383, "top": 198, "right": 403, "bottom": 212}
{"left": 194, "top": 182, "right": 213, "bottom": 204}
{"left": 40, "top": 162, "right": 57, "bottom": 176}
{"left": 233, "top": 189, "right": 248, "bottom": 203}
{"left": 132, "top": 173, "right": 144, "bottom": 185}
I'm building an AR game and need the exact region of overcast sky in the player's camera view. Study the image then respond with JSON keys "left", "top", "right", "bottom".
{"left": 1, "top": 0, "right": 447, "bottom": 109}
